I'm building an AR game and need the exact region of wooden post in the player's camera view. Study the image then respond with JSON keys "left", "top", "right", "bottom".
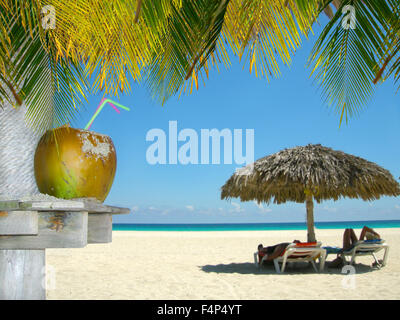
{"left": 0, "top": 249, "right": 45, "bottom": 300}
{"left": 305, "top": 193, "right": 316, "bottom": 243}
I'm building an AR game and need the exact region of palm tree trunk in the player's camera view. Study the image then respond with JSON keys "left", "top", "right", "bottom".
{"left": 0, "top": 101, "right": 46, "bottom": 198}
{"left": 305, "top": 194, "right": 316, "bottom": 243}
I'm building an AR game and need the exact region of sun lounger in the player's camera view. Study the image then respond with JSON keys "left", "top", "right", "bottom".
{"left": 340, "top": 239, "right": 389, "bottom": 267}
{"left": 254, "top": 242, "right": 327, "bottom": 273}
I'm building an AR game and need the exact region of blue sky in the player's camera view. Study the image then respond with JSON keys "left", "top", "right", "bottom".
{"left": 74, "top": 24, "right": 400, "bottom": 224}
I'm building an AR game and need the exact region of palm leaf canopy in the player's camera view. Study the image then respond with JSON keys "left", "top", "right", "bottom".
{"left": 1, "top": 0, "right": 399, "bottom": 130}
{"left": 221, "top": 144, "right": 400, "bottom": 204}
{"left": 0, "top": 0, "right": 321, "bottom": 130}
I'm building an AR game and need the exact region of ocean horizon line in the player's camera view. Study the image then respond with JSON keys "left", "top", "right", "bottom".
{"left": 112, "top": 219, "right": 400, "bottom": 231}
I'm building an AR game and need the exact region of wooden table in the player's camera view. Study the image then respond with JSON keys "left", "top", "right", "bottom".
{"left": 0, "top": 198, "right": 129, "bottom": 300}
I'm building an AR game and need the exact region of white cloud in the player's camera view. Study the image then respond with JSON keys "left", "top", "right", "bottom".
{"left": 131, "top": 206, "right": 139, "bottom": 213}
{"left": 185, "top": 205, "right": 195, "bottom": 211}
{"left": 253, "top": 201, "right": 272, "bottom": 213}
{"left": 395, "top": 205, "right": 400, "bottom": 210}
{"left": 231, "top": 202, "right": 244, "bottom": 213}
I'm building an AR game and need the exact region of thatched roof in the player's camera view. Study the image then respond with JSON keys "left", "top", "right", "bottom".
{"left": 221, "top": 144, "right": 400, "bottom": 204}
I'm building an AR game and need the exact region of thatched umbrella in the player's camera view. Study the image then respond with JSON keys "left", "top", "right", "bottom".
{"left": 221, "top": 144, "right": 400, "bottom": 242}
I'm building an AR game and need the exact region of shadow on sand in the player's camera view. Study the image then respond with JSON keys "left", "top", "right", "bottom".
{"left": 200, "top": 261, "right": 379, "bottom": 275}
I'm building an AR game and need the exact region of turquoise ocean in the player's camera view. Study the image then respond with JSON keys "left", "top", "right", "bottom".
{"left": 113, "top": 220, "right": 400, "bottom": 231}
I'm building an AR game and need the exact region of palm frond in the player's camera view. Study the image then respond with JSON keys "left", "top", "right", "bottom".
{"left": 44, "top": 0, "right": 182, "bottom": 97}
{"left": 3, "top": 0, "right": 399, "bottom": 129}
{"left": 373, "top": 0, "right": 400, "bottom": 89}
{"left": 145, "top": 0, "right": 230, "bottom": 104}
{"left": 309, "top": 0, "right": 394, "bottom": 124}
{"left": 146, "top": 0, "right": 319, "bottom": 104}
{"left": 0, "top": 0, "right": 89, "bottom": 132}
{"left": 223, "top": 0, "right": 318, "bottom": 80}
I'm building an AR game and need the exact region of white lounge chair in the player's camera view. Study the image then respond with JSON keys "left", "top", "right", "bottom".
{"left": 254, "top": 242, "right": 327, "bottom": 273}
{"left": 340, "top": 239, "right": 389, "bottom": 267}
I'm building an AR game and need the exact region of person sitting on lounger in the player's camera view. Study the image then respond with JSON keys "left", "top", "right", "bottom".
{"left": 329, "top": 226, "right": 381, "bottom": 267}
{"left": 257, "top": 240, "right": 301, "bottom": 264}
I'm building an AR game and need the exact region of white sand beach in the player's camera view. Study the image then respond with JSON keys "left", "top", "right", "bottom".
{"left": 46, "top": 228, "right": 400, "bottom": 300}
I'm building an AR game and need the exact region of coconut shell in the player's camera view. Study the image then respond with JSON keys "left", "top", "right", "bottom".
{"left": 34, "top": 126, "right": 117, "bottom": 202}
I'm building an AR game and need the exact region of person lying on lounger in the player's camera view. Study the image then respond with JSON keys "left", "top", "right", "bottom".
{"left": 342, "top": 226, "right": 380, "bottom": 251}
{"left": 257, "top": 240, "right": 301, "bottom": 264}
{"left": 329, "top": 226, "right": 381, "bottom": 268}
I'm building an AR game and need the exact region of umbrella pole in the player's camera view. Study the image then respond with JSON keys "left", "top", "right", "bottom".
{"left": 305, "top": 194, "right": 316, "bottom": 243}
